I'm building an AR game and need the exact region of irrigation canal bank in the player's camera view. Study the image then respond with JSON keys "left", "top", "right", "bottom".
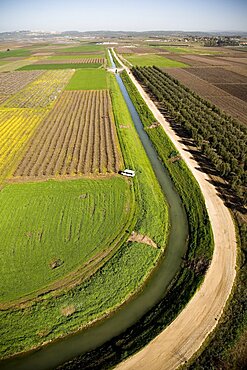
{"left": 0, "top": 51, "right": 188, "bottom": 370}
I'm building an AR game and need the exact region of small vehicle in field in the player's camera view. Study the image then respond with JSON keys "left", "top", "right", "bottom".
{"left": 120, "top": 169, "right": 135, "bottom": 177}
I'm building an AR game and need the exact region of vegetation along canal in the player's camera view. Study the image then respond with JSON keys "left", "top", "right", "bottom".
{"left": 0, "top": 51, "right": 188, "bottom": 370}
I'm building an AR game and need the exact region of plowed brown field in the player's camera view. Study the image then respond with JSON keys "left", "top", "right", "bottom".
{"left": 14, "top": 90, "right": 122, "bottom": 177}
{"left": 162, "top": 67, "right": 247, "bottom": 125}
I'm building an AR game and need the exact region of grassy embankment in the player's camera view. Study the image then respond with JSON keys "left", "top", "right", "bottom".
{"left": 123, "top": 54, "right": 188, "bottom": 67}
{"left": 57, "top": 71, "right": 214, "bottom": 370}
{"left": 0, "top": 69, "right": 169, "bottom": 358}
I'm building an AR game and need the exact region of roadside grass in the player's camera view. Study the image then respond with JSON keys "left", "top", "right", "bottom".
{"left": 187, "top": 220, "right": 247, "bottom": 370}
{"left": 18, "top": 63, "right": 102, "bottom": 70}
{"left": 66, "top": 69, "right": 108, "bottom": 90}
{"left": 0, "top": 49, "right": 31, "bottom": 59}
{"left": 123, "top": 54, "right": 188, "bottom": 67}
{"left": 0, "top": 177, "right": 132, "bottom": 303}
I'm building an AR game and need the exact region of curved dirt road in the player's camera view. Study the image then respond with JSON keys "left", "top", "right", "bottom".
{"left": 112, "top": 49, "right": 237, "bottom": 370}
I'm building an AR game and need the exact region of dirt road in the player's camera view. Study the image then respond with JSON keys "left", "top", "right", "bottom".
{"left": 112, "top": 49, "right": 237, "bottom": 370}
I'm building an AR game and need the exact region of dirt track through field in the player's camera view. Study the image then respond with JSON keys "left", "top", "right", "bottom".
{"left": 113, "top": 49, "right": 237, "bottom": 370}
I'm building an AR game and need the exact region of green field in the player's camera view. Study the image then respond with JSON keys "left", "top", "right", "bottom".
{"left": 18, "top": 63, "right": 102, "bottom": 70}
{"left": 58, "top": 44, "right": 104, "bottom": 53}
{"left": 0, "top": 177, "right": 132, "bottom": 302}
{"left": 123, "top": 54, "right": 188, "bottom": 67}
{"left": 0, "top": 242, "right": 160, "bottom": 358}
{"left": 152, "top": 46, "right": 221, "bottom": 54}
{"left": 0, "top": 49, "right": 31, "bottom": 59}
{"left": 48, "top": 54, "right": 105, "bottom": 60}
{"left": 66, "top": 69, "right": 108, "bottom": 90}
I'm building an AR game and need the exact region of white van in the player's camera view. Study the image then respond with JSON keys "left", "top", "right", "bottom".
{"left": 120, "top": 169, "right": 135, "bottom": 178}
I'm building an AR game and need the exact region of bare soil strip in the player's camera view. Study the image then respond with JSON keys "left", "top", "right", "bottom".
{"left": 128, "top": 232, "right": 157, "bottom": 248}
{"left": 113, "top": 49, "right": 237, "bottom": 370}
{"left": 13, "top": 90, "right": 122, "bottom": 178}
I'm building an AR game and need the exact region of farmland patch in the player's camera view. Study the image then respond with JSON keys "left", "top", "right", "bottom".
{"left": 18, "top": 63, "right": 102, "bottom": 70}
{"left": 57, "top": 44, "right": 105, "bottom": 53}
{"left": 3, "top": 70, "right": 74, "bottom": 108}
{"left": 48, "top": 54, "right": 105, "bottom": 60}
{"left": 186, "top": 67, "right": 247, "bottom": 84}
{"left": 0, "top": 177, "right": 131, "bottom": 302}
{"left": 0, "top": 48, "right": 31, "bottom": 59}
{"left": 66, "top": 69, "right": 107, "bottom": 90}
{"left": 14, "top": 90, "right": 122, "bottom": 177}
{"left": 34, "top": 58, "right": 105, "bottom": 65}
{"left": 123, "top": 53, "right": 188, "bottom": 67}
{"left": 0, "top": 70, "right": 43, "bottom": 96}
{"left": 0, "top": 108, "right": 45, "bottom": 180}
{"left": 162, "top": 67, "right": 247, "bottom": 125}
{"left": 214, "top": 83, "right": 247, "bottom": 102}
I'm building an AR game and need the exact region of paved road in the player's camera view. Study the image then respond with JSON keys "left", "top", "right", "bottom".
{"left": 112, "top": 49, "right": 237, "bottom": 370}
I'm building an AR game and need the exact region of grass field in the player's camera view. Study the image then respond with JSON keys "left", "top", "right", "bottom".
{"left": 123, "top": 54, "right": 188, "bottom": 67}
{"left": 58, "top": 44, "right": 104, "bottom": 53}
{"left": 18, "top": 63, "right": 102, "bottom": 70}
{"left": 152, "top": 46, "right": 221, "bottom": 54}
{"left": 0, "top": 241, "right": 160, "bottom": 358}
{"left": 0, "top": 49, "right": 31, "bottom": 59}
{"left": 66, "top": 69, "right": 107, "bottom": 90}
{"left": 0, "top": 177, "right": 131, "bottom": 303}
{"left": 0, "top": 58, "right": 43, "bottom": 72}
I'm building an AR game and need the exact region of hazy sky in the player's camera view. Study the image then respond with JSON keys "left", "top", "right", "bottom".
{"left": 0, "top": 0, "right": 246, "bottom": 32}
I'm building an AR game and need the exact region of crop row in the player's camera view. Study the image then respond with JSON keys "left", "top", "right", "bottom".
{"left": 0, "top": 108, "right": 45, "bottom": 180}
{"left": 0, "top": 70, "right": 43, "bottom": 96}
{"left": 35, "top": 58, "right": 105, "bottom": 65}
{"left": 3, "top": 70, "right": 74, "bottom": 108}
{"left": 14, "top": 90, "right": 122, "bottom": 177}
{"left": 132, "top": 66, "right": 247, "bottom": 203}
